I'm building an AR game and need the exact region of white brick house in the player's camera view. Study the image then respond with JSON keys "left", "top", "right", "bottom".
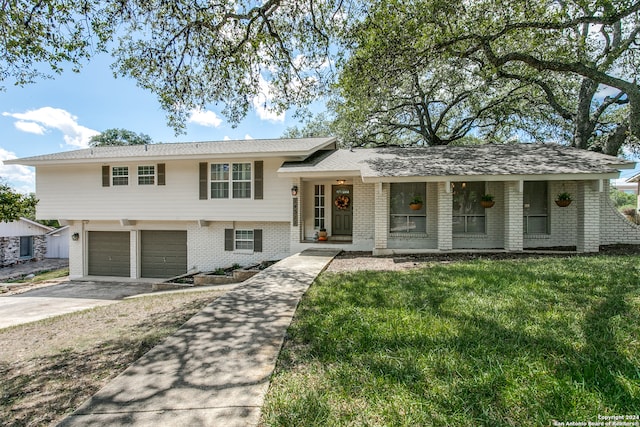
{"left": 7, "top": 138, "right": 640, "bottom": 280}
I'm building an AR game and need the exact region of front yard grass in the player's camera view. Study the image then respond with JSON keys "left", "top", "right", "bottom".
{"left": 262, "top": 255, "right": 640, "bottom": 426}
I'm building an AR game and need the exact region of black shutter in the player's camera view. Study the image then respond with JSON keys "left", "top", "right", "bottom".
{"left": 102, "top": 166, "right": 110, "bottom": 187}
{"left": 199, "top": 162, "right": 208, "bottom": 200}
{"left": 224, "top": 229, "right": 234, "bottom": 251}
{"left": 157, "top": 163, "right": 166, "bottom": 186}
{"left": 254, "top": 229, "right": 262, "bottom": 252}
{"left": 254, "top": 160, "right": 263, "bottom": 200}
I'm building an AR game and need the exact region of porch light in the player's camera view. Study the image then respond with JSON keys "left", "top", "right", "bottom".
{"left": 291, "top": 185, "right": 298, "bottom": 196}
{"left": 337, "top": 179, "right": 346, "bottom": 185}
{"left": 72, "top": 233, "right": 80, "bottom": 241}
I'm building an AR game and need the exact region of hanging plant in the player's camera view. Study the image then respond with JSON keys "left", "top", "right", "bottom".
{"left": 480, "top": 194, "right": 495, "bottom": 208}
{"left": 555, "top": 192, "right": 572, "bottom": 207}
{"left": 409, "top": 195, "right": 423, "bottom": 210}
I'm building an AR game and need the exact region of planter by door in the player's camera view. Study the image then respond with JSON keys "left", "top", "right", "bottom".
{"left": 480, "top": 200, "right": 495, "bottom": 208}
{"left": 409, "top": 203, "right": 423, "bottom": 210}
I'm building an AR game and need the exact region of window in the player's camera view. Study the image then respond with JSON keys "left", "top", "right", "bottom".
{"left": 211, "top": 164, "right": 229, "bottom": 198}
{"left": 232, "top": 163, "right": 252, "bottom": 198}
{"left": 314, "top": 185, "right": 325, "bottom": 229}
{"left": 524, "top": 181, "right": 549, "bottom": 234}
{"left": 452, "top": 181, "right": 486, "bottom": 233}
{"left": 225, "top": 228, "right": 262, "bottom": 252}
{"left": 235, "top": 229, "right": 254, "bottom": 250}
{"left": 390, "top": 183, "right": 426, "bottom": 233}
{"left": 138, "top": 165, "right": 155, "bottom": 185}
{"left": 19, "top": 236, "right": 33, "bottom": 258}
{"left": 112, "top": 167, "right": 129, "bottom": 186}
{"left": 210, "top": 163, "right": 252, "bottom": 199}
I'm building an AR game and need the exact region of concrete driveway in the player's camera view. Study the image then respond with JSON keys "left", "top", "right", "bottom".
{"left": 0, "top": 281, "right": 154, "bottom": 329}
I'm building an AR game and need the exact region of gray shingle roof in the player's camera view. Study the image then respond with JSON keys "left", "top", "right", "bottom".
{"left": 5, "top": 137, "right": 337, "bottom": 165}
{"left": 278, "top": 144, "right": 634, "bottom": 179}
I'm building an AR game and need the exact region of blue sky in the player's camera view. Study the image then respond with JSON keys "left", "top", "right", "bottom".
{"left": 0, "top": 54, "right": 308, "bottom": 193}
{"left": 1, "top": 54, "right": 639, "bottom": 193}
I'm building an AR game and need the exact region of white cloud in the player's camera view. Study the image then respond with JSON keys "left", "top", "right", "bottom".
{"left": 223, "top": 136, "right": 231, "bottom": 141}
{"left": 14, "top": 121, "right": 46, "bottom": 135}
{"left": 244, "top": 134, "right": 254, "bottom": 140}
{"left": 0, "top": 147, "right": 35, "bottom": 193}
{"left": 188, "top": 108, "right": 223, "bottom": 128}
{"left": 252, "top": 74, "right": 286, "bottom": 123}
{"left": 2, "top": 107, "right": 99, "bottom": 148}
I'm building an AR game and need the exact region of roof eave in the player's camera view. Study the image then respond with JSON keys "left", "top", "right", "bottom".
{"left": 361, "top": 171, "right": 622, "bottom": 183}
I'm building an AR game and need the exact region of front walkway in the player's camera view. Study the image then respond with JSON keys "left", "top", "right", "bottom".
{"left": 59, "top": 249, "right": 340, "bottom": 427}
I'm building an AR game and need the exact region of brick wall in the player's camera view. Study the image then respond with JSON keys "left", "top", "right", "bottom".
{"left": 600, "top": 180, "right": 640, "bottom": 245}
{"left": 352, "top": 181, "right": 375, "bottom": 244}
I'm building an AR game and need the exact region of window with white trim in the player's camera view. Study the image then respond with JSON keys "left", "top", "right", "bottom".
{"left": 211, "top": 164, "right": 230, "bottom": 198}
{"left": 232, "top": 163, "right": 252, "bottom": 198}
{"left": 235, "top": 229, "right": 254, "bottom": 250}
{"left": 112, "top": 166, "right": 129, "bottom": 186}
{"left": 210, "top": 163, "right": 252, "bottom": 199}
{"left": 390, "top": 183, "right": 426, "bottom": 233}
{"left": 138, "top": 165, "right": 155, "bottom": 185}
{"left": 314, "top": 185, "right": 325, "bottom": 229}
{"left": 523, "top": 181, "right": 549, "bottom": 234}
{"left": 452, "top": 181, "right": 486, "bottom": 233}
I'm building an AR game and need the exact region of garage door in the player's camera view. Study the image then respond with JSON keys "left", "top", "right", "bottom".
{"left": 88, "top": 231, "right": 130, "bottom": 277}
{"left": 141, "top": 230, "right": 187, "bottom": 278}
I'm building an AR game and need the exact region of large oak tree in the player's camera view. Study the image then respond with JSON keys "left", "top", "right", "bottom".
{"left": 2, "top": 0, "right": 639, "bottom": 152}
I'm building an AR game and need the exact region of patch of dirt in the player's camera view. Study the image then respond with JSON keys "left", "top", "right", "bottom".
{"left": 0, "top": 289, "right": 226, "bottom": 426}
{"left": 325, "top": 244, "right": 640, "bottom": 273}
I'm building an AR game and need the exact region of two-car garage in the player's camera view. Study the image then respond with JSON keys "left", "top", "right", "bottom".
{"left": 87, "top": 230, "right": 187, "bottom": 278}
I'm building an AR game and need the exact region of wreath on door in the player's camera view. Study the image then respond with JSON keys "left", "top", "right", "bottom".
{"left": 334, "top": 195, "right": 350, "bottom": 210}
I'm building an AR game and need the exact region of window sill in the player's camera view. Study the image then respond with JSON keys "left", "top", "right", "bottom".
{"left": 524, "top": 234, "right": 550, "bottom": 239}
{"left": 389, "top": 232, "right": 429, "bottom": 238}
{"left": 453, "top": 233, "right": 487, "bottom": 238}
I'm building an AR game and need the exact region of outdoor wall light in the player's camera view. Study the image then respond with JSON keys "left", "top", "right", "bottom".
{"left": 337, "top": 179, "right": 346, "bottom": 185}
{"left": 71, "top": 233, "right": 80, "bottom": 241}
{"left": 291, "top": 185, "right": 298, "bottom": 196}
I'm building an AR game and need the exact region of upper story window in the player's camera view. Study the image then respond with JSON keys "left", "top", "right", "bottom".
{"left": 524, "top": 181, "right": 549, "bottom": 234}
{"left": 210, "top": 163, "right": 251, "bottom": 199}
{"left": 390, "top": 183, "right": 426, "bottom": 233}
{"left": 232, "top": 163, "right": 252, "bottom": 198}
{"left": 112, "top": 167, "right": 129, "bottom": 186}
{"left": 138, "top": 165, "right": 155, "bottom": 185}
{"left": 452, "top": 181, "right": 486, "bottom": 233}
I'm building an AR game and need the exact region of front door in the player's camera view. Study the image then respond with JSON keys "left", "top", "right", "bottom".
{"left": 332, "top": 185, "right": 353, "bottom": 236}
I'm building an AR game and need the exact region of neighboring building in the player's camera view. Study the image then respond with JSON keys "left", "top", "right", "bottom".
{"left": 612, "top": 178, "right": 638, "bottom": 195}
{"left": 0, "top": 217, "right": 53, "bottom": 267}
{"left": 45, "top": 225, "right": 70, "bottom": 259}
{"left": 6, "top": 138, "right": 640, "bottom": 280}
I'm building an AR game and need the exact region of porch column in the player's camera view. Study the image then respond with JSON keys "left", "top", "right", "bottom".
{"left": 374, "top": 182, "right": 388, "bottom": 250}
{"left": 577, "top": 180, "right": 600, "bottom": 253}
{"left": 437, "top": 181, "right": 452, "bottom": 251}
{"left": 504, "top": 181, "right": 523, "bottom": 251}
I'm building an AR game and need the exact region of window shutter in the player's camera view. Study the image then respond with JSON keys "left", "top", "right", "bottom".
{"left": 224, "top": 229, "right": 234, "bottom": 251}
{"left": 199, "top": 162, "right": 208, "bottom": 200}
{"left": 157, "top": 163, "right": 166, "bottom": 186}
{"left": 253, "top": 229, "right": 263, "bottom": 252}
{"left": 254, "top": 160, "right": 263, "bottom": 200}
{"left": 102, "top": 166, "right": 110, "bottom": 187}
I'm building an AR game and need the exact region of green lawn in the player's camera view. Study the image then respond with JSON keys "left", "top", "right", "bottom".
{"left": 261, "top": 256, "right": 640, "bottom": 427}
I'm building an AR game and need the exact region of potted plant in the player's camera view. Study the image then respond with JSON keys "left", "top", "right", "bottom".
{"left": 480, "top": 194, "right": 495, "bottom": 208}
{"left": 409, "top": 195, "right": 423, "bottom": 210}
{"left": 555, "top": 192, "right": 572, "bottom": 207}
{"left": 318, "top": 228, "right": 328, "bottom": 241}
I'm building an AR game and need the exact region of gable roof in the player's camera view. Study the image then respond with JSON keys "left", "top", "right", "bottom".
{"left": 0, "top": 217, "right": 53, "bottom": 237}
{"left": 5, "top": 137, "right": 337, "bottom": 166}
{"left": 626, "top": 171, "right": 640, "bottom": 183}
{"left": 278, "top": 144, "right": 634, "bottom": 181}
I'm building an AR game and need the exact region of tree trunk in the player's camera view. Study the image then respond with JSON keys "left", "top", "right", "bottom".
{"left": 572, "top": 78, "right": 598, "bottom": 150}
{"left": 603, "top": 123, "right": 629, "bottom": 156}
